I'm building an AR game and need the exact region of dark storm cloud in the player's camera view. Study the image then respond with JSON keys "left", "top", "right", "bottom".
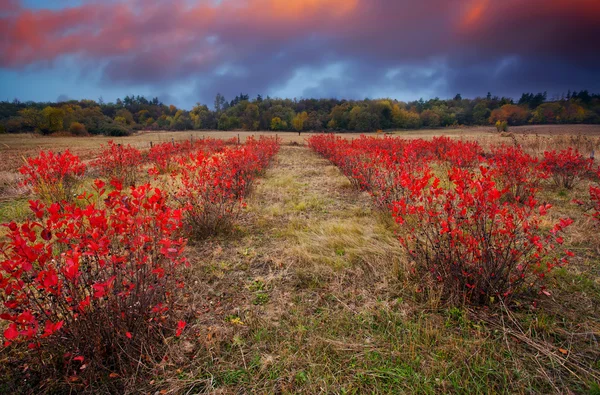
{"left": 1, "top": 0, "right": 599, "bottom": 106}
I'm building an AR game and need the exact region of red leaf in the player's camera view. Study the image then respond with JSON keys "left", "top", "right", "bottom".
{"left": 4, "top": 324, "right": 19, "bottom": 340}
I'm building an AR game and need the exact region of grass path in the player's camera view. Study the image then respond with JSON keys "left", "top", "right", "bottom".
{"left": 162, "top": 145, "right": 579, "bottom": 394}
{"left": 172, "top": 146, "right": 408, "bottom": 392}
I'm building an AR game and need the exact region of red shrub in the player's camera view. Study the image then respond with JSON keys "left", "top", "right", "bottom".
{"left": 308, "top": 134, "right": 430, "bottom": 209}
{"left": 19, "top": 150, "right": 86, "bottom": 203}
{"left": 92, "top": 141, "right": 143, "bottom": 185}
{"left": 309, "top": 134, "right": 574, "bottom": 306}
{"left": 175, "top": 137, "right": 279, "bottom": 238}
{"left": 0, "top": 180, "right": 187, "bottom": 375}
{"left": 147, "top": 138, "right": 234, "bottom": 175}
{"left": 541, "top": 148, "right": 592, "bottom": 189}
{"left": 486, "top": 144, "right": 542, "bottom": 202}
{"left": 148, "top": 141, "right": 189, "bottom": 174}
{"left": 430, "top": 136, "right": 482, "bottom": 169}
{"left": 591, "top": 169, "right": 600, "bottom": 223}
{"left": 392, "top": 167, "right": 573, "bottom": 305}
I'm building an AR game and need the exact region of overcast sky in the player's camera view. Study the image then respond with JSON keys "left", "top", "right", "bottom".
{"left": 1, "top": 0, "right": 599, "bottom": 109}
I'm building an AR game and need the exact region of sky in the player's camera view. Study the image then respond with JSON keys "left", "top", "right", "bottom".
{"left": 1, "top": 0, "right": 599, "bottom": 109}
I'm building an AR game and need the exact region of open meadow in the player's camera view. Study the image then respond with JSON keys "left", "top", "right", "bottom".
{"left": 1, "top": 126, "right": 600, "bottom": 393}
{"left": 2, "top": 0, "right": 600, "bottom": 391}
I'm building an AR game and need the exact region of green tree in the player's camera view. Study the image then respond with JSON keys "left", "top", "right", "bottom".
{"left": 116, "top": 109, "right": 134, "bottom": 125}
{"left": 472, "top": 102, "right": 492, "bottom": 124}
{"left": 420, "top": 109, "right": 441, "bottom": 127}
{"left": 292, "top": 111, "right": 308, "bottom": 131}
{"left": 270, "top": 117, "right": 287, "bottom": 131}
{"left": 18, "top": 108, "right": 44, "bottom": 132}
{"left": 214, "top": 93, "right": 226, "bottom": 114}
{"left": 241, "top": 103, "right": 260, "bottom": 130}
{"left": 41, "top": 106, "right": 65, "bottom": 134}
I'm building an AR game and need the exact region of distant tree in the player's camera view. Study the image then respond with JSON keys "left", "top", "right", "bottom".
{"left": 374, "top": 100, "right": 394, "bottom": 129}
{"left": 472, "top": 102, "right": 492, "bottom": 124}
{"left": 241, "top": 103, "right": 260, "bottom": 130}
{"left": 69, "top": 122, "right": 88, "bottom": 136}
{"left": 116, "top": 109, "right": 135, "bottom": 125}
{"left": 304, "top": 111, "right": 323, "bottom": 131}
{"left": 190, "top": 103, "right": 215, "bottom": 129}
{"left": 532, "top": 102, "right": 565, "bottom": 124}
{"left": 354, "top": 111, "right": 380, "bottom": 131}
{"left": 518, "top": 92, "right": 547, "bottom": 109}
{"left": 495, "top": 120, "right": 508, "bottom": 132}
{"left": 292, "top": 111, "right": 309, "bottom": 131}
{"left": 392, "top": 105, "right": 418, "bottom": 129}
{"left": 218, "top": 113, "right": 234, "bottom": 130}
{"left": 214, "top": 93, "right": 226, "bottom": 114}
{"left": 18, "top": 108, "right": 44, "bottom": 132}
{"left": 420, "top": 109, "right": 441, "bottom": 127}
{"left": 136, "top": 109, "right": 150, "bottom": 124}
{"left": 115, "top": 116, "right": 127, "bottom": 126}
{"left": 489, "top": 104, "right": 530, "bottom": 125}
{"left": 270, "top": 117, "right": 287, "bottom": 131}
{"left": 431, "top": 104, "right": 456, "bottom": 126}
{"left": 329, "top": 103, "right": 352, "bottom": 130}
{"left": 41, "top": 106, "right": 65, "bottom": 134}
{"left": 563, "top": 102, "right": 586, "bottom": 123}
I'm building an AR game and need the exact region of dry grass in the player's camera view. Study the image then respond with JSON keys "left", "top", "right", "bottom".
{"left": 3, "top": 124, "right": 600, "bottom": 173}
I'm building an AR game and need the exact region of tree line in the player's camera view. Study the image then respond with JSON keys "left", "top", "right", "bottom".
{"left": 1, "top": 91, "right": 599, "bottom": 136}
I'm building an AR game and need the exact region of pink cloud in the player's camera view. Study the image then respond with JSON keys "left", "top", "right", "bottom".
{"left": 1, "top": 0, "right": 598, "bottom": 91}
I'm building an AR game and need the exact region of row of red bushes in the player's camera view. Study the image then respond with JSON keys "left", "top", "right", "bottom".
{"left": 1, "top": 136, "right": 279, "bottom": 386}
{"left": 309, "top": 134, "right": 599, "bottom": 305}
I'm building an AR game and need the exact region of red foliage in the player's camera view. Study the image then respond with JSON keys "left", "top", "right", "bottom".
{"left": 486, "top": 144, "right": 543, "bottom": 202}
{"left": 591, "top": 169, "right": 600, "bottom": 222}
{"left": 19, "top": 150, "right": 86, "bottom": 202}
{"left": 92, "top": 141, "right": 143, "bottom": 185}
{"left": 147, "top": 138, "right": 237, "bottom": 175}
{"left": 175, "top": 137, "right": 279, "bottom": 237}
{"left": 392, "top": 167, "right": 572, "bottom": 304}
{"left": 0, "top": 180, "right": 187, "bottom": 367}
{"left": 148, "top": 141, "right": 193, "bottom": 174}
{"left": 541, "top": 148, "right": 592, "bottom": 189}
{"left": 309, "top": 134, "right": 574, "bottom": 305}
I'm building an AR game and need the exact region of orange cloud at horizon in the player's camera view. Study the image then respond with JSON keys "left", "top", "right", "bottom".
{"left": 1, "top": 0, "right": 599, "bottom": 71}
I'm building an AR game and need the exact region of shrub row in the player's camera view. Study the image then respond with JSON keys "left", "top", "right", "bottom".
{"left": 3, "top": 136, "right": 280, "bottom": 387}
{"left": 309, "top": 134, "right": 588, "bottom": 305}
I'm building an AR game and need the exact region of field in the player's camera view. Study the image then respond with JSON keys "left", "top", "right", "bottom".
{"left": 0, "top": 124, "right": 598, "bottom": 169}
{"left": 1, "top": 125, "right": 600, "bottom": 394}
